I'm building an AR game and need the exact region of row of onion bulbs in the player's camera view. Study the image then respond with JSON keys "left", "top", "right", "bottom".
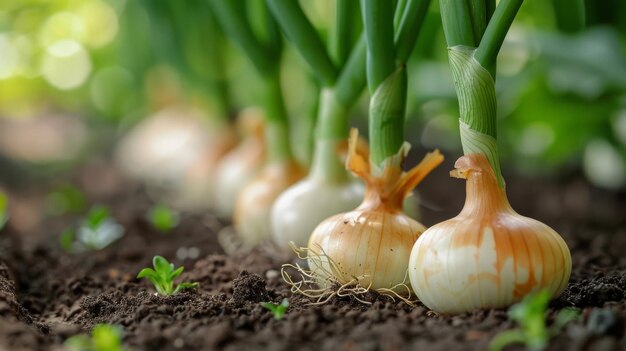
{"left": 114, "top": 0, "right": 572, "bottom": 316}
{"left": 115, "top": 104, "right": 571, "bottom": 316}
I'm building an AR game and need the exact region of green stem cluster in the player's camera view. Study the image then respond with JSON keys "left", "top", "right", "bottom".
{"left": 268, "top": 0, "right": 430, "bottom": 179}
{"left": 267, "top": 0, "right": 364, "bottom": 182}
{"left": 209, "top": 0, "right": 293, "bottom": 162}
{"left": 361, "top": 0, "right": 432, "bottom": 166}
{"left": 141, "top": 0, "right": 232, "bottom": 121}
{"left": 440, "top": 0, "right": 524, "bottom": 187}
{"left": 550, "top": 0, "right": 586, "bottom": 34}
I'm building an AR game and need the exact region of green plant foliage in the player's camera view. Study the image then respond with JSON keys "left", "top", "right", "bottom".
{"left": 260, "top": 298, "right": 289, "bottom": 320}
{"left": 59, "top": 228, "right": 76, "bottom": 253}
{"left": 137, "top": 256, "right": 199, "bottom": 295}
{"left": 59, "top": 206, "right": 125, "bottom": 253}
{"left": 64, "top": 324, "right": 130, "bottom": 351}
{"left": 0, "top": 192, "right": 8, "bottom": 231}
{"left": 489, "top": 290, "right": 579, "bottom": 351}
{"left": 78, "top": 206, "right": 125, "bottom": 250}
{"left": 147, "top": 204, "right": 179, "bottom": 233}
{"left": 46, "top": 184, "right": 87, "bottom": 216}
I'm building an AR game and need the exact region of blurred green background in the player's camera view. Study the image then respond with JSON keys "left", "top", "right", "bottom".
{"left": 0, "top": 0, "right": 625, "bottom": 190}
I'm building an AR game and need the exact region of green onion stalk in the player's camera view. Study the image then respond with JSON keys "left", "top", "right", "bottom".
{"left": 266, "top": 0, "right": 366, "bottom": 250}
{"left": 305, "top": 0, "right": 444, "bottom": 292}
{"left": 267, "top": 0, "right": 436, "bottom": 252}
{"left": 209, "top": 0, "right": 305, "bottom": 247}
{"left": 165, "top": 0, "right": 241, "bottom": 210}
{"left": 113, "top": 0, "right": 154, "bottom": 119}
{"left": 116, "top": 0, "right": 238, "bottom": 211}
{"left": 408, "top": 0, "right": 572, "bottom": 313}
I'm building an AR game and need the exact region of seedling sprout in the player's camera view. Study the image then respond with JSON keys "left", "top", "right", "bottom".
{"left": 60, "top": 206, "right": 125, "bottom": 253}
{"left": 147, "top": 204, "right": 179, "bottom": 233}
{"left": 46, "top": 184, "right": 86, "bottom": 215}
{"left": 64, "top": 324, "right": 130, "bottom": 351}
{"left": 0, "top": 192, "right": 7, "bottom": 230}
{"left": 137, "top": 255, "right": 199, "bottom": 295}
{"left": 261, "top": 298, "right": 289, "bottom": 320}
{"left": 489, "top": 290, "right": 579, "bottom": 351}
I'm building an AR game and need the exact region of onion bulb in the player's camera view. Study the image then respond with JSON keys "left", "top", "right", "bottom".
{"left": 307, "top": 129, "right": 443, "bottom": 291}
{"left": 115, "top": 106, "right": 215, "bottom": 186}
{"left": 214, "top": 108, "right": 266, "bottom": 218}
{"left": 408, "top": 154, "right": 571, "bottom": 314}
{"left": 234, "top": 160, "right": 306, "bottom": 247}
{"left": 172, "top": 128, "right": 237, "bottom": 210}
{"left": 270, "top": 139, "right": 364, "bottom": 250}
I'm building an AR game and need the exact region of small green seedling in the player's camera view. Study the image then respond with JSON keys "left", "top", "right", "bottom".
{"left": 47, "top": 184, "right": 86, "bottom": 215}
{"left": 137, "top": 255, "right": 199, "bottom": 295}
{"left": 260, "top": 298, "right": 289, "bottom": 320}
{"left": 64, "top": 323, "right": 130, "bottom": 351}
{"left": 0, "top": 191, "right": 8, "bottom": 230}
{"left": 60, "top": 228, "right": 76, "bottom": 253}
{"left": 489, "top": 290, "right": 579, "bottom": 351}
{"left": 61, "top": 206, "right": 125, "bottom": 253}
{"left": 147, "top": 204, "right": 179, "bottom": 233}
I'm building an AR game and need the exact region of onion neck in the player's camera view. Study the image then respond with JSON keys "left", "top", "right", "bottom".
{"left": 448, "top": 47, "right": 504, "bottom": 187}
{"left": 263, "top": 69, "right": 294, "bottom": 163}
{"left": 357, "top": 186, "right": 403, "bottom": 213}
{"left": 347, "top": 130, "right": 443, "bottom": 214}
{"left": 310, "top": 88, "right": 351, "bottom": 184}
{"left": 461, "top": 172, "right": 512, "bottom": 217}
{"left": 456, "top": 154, "right": 512, "bottom": 217}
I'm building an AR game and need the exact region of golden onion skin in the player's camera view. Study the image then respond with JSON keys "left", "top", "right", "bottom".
{"left": 409, "top": 154, "right": 572, "bottom": 314}
{"left": 233, "top": 160, "right": 306, "bottom": 247}
{"left": 307, "top": 129, "right": 443, "bottom": 291}
{"left": 308, "top": 200, "right": 426, "bottom": 290}
{"left": 214, "top": 109, "right": 266, "bottom": 218}
{"left": 174, "top": 130, "right": 237, "bottom": 210}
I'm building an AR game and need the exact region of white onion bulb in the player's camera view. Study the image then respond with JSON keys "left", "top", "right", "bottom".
{"left": 271, "top": 176, "right": 364, "bottom": 250}
{"left": 170, "top": 131, "right": 236, "bottom": 210}
{"left": 307, "top": 129, "right": 443, "bottom": 291}
{"left": 409, "top": 154, "right": 571, "bottom": 314}
{"left": 214, "top": 108, "right": 266, "bottom": 217}
{"left": 234, "top": 160, "right": 306, "bottom": 247}
{"left": 270, "top": 138, "right": 364, "bottom": 249}
{"left": 115, "top": 106, "right": 213, "bottom": 186}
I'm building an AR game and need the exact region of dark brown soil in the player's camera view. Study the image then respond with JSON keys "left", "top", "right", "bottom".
{"left": 0, "top": 159, "right": 625, "bottom": 351}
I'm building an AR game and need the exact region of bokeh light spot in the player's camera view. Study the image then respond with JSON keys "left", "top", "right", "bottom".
{"left": 39, "top": 12, "right": 85, "bottom": 46}
{"left": 76, "top": 0, "right": 119, "bottom": 48}
{"left": 518, "top": 122, "right": 555, "bottom": 156}
{"left": 90, "top": 66, "right": 134, "bottom": 113}
{"left": 0, "top": 34, "right": 19, "bottom": 79}
{"left": 583, "top": 139, "right": 626, "bottom": 190}
{"left": 612, "top": 109, "right": 626, "bottom": 146}
{"left": 42, "top": 40, "right": 92, "bottom": 90}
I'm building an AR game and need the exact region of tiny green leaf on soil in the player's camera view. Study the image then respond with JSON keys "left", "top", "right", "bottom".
{"left": 147, "top": 204, "right": 179, "bottom": 233}
{"left": 78, "top": 206, "right": 125, "bottom": 250}
{"left": 489, "top": 290, "right": 580, "bottom": 351}
{"left": 261, "top": 298, "right": 289, "bottom": 320}
{"left": 0, "top": 191, "right": 8, "bottom": 230}
{"left": 65, "top": 323, "right": 129, "bottom": 351}
{"left": 46, "top": 183, "right": 86, "bottom": 216}
{"left": 59, "top": 205, "right": 125, "bottom": 253}
{"left": 59, "top": 228, "right": 76, "bottom": 253}
{"left": 85, "top": 206, "right": 111, "bottom": 229}
{"left": 137, "top": 255, "right": 199, "bottom": 295}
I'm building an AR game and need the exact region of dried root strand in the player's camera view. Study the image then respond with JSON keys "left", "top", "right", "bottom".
{"left": 281, "top": 242, "right": 417, "bottom": 306}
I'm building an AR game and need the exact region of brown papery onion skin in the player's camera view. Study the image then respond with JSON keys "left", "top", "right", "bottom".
{"left": 214, "top": 109, "right": 266, "bottom": 217}
{"left": 409, "top": 154, "right": 571, "bottom": 314}
{"left": 308, "top": 129, "right": 443, "bottom": 291}
{"left": 234, "top": 160, "right": 306, "bottom": 247}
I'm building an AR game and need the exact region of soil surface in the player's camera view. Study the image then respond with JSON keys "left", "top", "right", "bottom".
{"left": 0, "top": 158, "right": 625, "bottom": 351}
